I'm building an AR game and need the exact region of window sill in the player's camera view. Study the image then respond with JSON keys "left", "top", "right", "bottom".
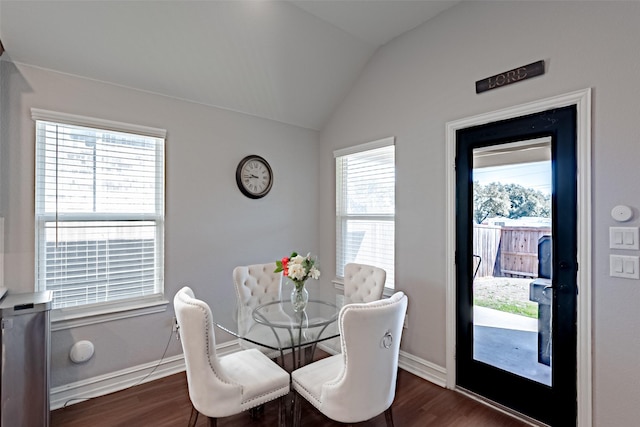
{"left": 51, "top": 295, "right": 169, "bottom": 331}
{"left": 332, "top": 278, "right": 394, "bottom": 297}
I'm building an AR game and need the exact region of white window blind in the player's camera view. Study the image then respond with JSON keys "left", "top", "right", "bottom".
{"left": 33, "top": 110, "right": 165, "bottom": 310}
{"left": 335, "top": 137, "right": 395, "bottom": 288}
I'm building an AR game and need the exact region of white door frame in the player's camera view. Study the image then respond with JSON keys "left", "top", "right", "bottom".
{"left": 444, "top": 88, "right": 592, "bottom": 426}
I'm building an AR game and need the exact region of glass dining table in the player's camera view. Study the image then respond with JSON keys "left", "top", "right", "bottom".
{"left": 213, "top": 297, "right": 340, "bottom": 371}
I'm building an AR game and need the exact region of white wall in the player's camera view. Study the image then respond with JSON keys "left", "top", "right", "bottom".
{"left": 0, "top": 61, "right": 319, "bottom": 387}
{"left": 316, "top": 1, "right": 640, "bottom": 425}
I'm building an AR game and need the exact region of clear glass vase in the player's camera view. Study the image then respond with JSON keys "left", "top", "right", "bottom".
{"left": 291, "top": 284, "right": 309, "bottom": 312}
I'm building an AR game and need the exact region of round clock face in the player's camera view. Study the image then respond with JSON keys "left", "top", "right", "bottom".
{"left": 235, "top": 155, "right": 273, "bottom": 199}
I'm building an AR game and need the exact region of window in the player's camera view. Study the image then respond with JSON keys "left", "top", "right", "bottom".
{"left": 335, "top": 137, "right": 395, "bottom": 288}
{"left": 33, "top": 109, "right": 165, "bottom": 311}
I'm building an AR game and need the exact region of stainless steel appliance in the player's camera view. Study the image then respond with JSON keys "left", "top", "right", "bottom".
{"left": 0, "top": 291, "right": 52, "bottom": 427}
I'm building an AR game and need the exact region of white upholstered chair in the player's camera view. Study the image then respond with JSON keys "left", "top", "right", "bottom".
{"left": 291, "top": 291, "right": 408, "bottom": 426}
{"left": 173, "top": 287, "right": 290, "bottom": 427}
{"left": 233, "top": 262, "right": 292, "bottom": 360}
{"left": 343, "top": 263, "right": 386, "bottom": 304}
{"left": 320, "top": 263, "right": 387, "bottom": 353}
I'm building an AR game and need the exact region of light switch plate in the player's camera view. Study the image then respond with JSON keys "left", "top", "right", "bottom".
{"left": 609, "top": 227, "right": 639, "bottom": 250}
{"left": 610, "top": 255, "right": 640, "bottom": 279}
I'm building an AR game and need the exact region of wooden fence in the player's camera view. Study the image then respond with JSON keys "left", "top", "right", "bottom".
{"left": 472, "top": 225, "right": 501, "bottom": 278}
{"left": 473, "top": 225, "right": 551, "bottom": 278}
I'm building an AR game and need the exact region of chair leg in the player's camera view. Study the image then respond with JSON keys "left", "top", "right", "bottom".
{"left": 188, "top": 403, "right": 199, "bottom": 427}
{"left": 207, "top": 416, "right": 217, "bottom": 427}
{"left": 278, "top": 394, "right": 287, "bottom": 427}
{"left": 384, "top": 405, "right": 395, "bottom": 427}
{"left": 293, "top": 392, "right": 302, "bottom": 427}
{"left": 249, "top": 404, "right": 264, "bottom": 420}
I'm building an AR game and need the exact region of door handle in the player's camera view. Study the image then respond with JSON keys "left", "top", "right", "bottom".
{"left": 547, "top": 282, "right": 574, "bottom": 293}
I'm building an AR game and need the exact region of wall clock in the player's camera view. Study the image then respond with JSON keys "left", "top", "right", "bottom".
{"left": 235, "top": 155, "right": 273, "bottom": 199}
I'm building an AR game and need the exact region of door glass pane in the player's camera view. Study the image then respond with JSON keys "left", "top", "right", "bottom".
{"left": 471, "top": 138, "right": 552, "bottom": 386}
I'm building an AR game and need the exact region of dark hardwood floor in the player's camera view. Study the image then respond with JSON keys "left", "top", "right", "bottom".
{"left": 51, "top": 367, "right": 529, "bottom": 427}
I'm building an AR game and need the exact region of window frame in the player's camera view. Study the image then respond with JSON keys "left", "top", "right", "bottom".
{"left": 31, "top": 108, "right": 168, "bottom": 328}
{"left": 334, "top": 136, "right": 395, "bottom": 292}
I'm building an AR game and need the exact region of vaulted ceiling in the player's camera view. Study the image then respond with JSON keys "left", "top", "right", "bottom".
{"left": 0, "top": 1, "right": 459, "bottom": 130}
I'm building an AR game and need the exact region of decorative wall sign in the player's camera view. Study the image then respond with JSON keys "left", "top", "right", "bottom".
{"left": 476, "top": 60, "right": 545, "bottom": 94}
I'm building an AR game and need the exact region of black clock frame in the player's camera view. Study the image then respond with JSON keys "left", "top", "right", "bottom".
{"left": 235, "top": 155, "right": 273, "bottom": 199}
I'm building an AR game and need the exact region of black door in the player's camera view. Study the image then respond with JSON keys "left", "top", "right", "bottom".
{"left": 455, "top": 106, "right": 577, "bottom": 426}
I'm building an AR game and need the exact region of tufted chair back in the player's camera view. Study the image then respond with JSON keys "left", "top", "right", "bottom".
{"left": 173, "top": 287, "right": 241, "bottom": 416}
{"left": 174, "top": 286, "right": 290, "bottom": 424}
{"left": 233, "top": 262, "right": 283, "bottom": 333}
{"left": 343, "top": 263, "right": 386, "bottom": 304}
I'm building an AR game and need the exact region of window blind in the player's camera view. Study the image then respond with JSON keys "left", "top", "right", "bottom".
{"left": 34, "top": 113, "right": 165, "bottom": 309}
{"left": 335, "top": 138, "right": 395, "bottom": 288}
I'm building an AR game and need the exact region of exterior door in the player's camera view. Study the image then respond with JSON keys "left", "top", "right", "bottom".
{"left": 455, "top": 106, "right": 577, "bottom": 426}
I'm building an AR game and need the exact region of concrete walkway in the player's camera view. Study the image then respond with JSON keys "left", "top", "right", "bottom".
{"left": 473, "top": 306, "right": 550, "bottom": 386}
{"left": 474, "top": 305, "right": 537, "bottom": 332}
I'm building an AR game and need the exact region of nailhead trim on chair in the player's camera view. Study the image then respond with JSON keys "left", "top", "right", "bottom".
{"left": 180, "top": 294, "right": 240, "bottom": 388}
{"left": 292, "top": 293, "right": 406, "bottom": 426}
{"left": 183, "top": 290, "right": 287, "bottom": 418}
{"left": 293, "top": 384, "right": 323, "bottom": 409}
{"left": 240, "top": 384, "right": 290, "bottom": 406}
{"left": 326, "top": 296, "right": 402, "bottom": 390}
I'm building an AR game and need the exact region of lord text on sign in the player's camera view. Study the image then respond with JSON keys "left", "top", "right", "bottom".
{"left": 476, "top": 60, "right": 545, "bottom": 94}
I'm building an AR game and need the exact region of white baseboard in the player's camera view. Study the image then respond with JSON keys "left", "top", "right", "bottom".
{"left": 317, "top": 341, "right": 340, "bottom": 355}
{"left": 318, "top": 340, "right": 340, "bottom": 356}
{"left": 51, "top": 340, "right": 445, "bottom": 411}
{"left": 316, "top": 342, "right": 447, "bottom": 388}
{"left": 50, "top": 354, "right": 185, "bottom": 410}
{"left": 398, "top": 350, "right": 447, "bottom": 388}
{"left": 50, "top": 340, "right": 241, "bottom": 410}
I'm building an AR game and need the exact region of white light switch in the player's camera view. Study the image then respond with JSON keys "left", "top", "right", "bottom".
{"left": 609, "top": 227, "right": 639, "bottom": 250}
{"left": 610, "top": 255, "right": 640, "bottom": 279}
{"left": 614, "top": 231, "right": 623, "bottom": 245}
{"left": 625, "top": 259, "right": 636, "bottom": 274}
{"left": 613, "top": 257, "right": 623, "bottom": 273}
{"left": 624, "top": 231, "right": 635, "bottom": 245}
